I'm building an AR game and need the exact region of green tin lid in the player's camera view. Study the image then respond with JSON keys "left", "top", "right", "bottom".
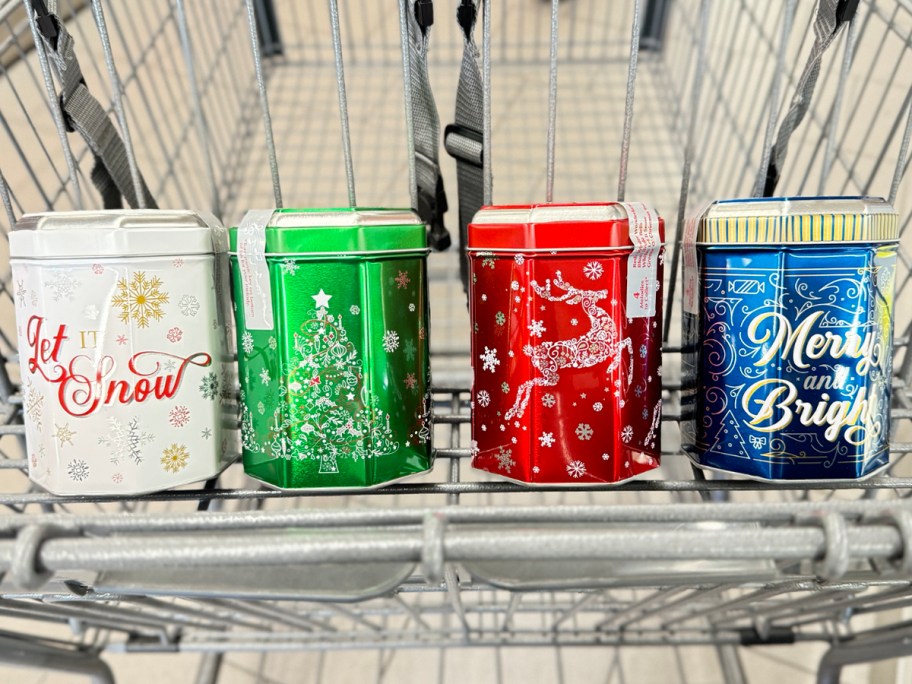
{"left": 229, "top": 208, "right": 426, "bottom": 254}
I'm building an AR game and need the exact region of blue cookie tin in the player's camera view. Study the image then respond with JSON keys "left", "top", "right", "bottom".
{"left": 681, "top": 197, "right": 898, "bottom": 481}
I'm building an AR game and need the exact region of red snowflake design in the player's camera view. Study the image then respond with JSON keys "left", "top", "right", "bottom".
{"left": 112, "top": 473, "right": 124, "bottom": 484}
{"left": 394, "top": 270, "right": 411, "bottom": 289}
{"left": 169, "top": 405, "right": 190, "bottom": 427}
{"left": 404, "top": 373, "right": 417, "bottom": 390}
{"left": 166, "top": 327, "right": 183, "bottom": 343}
{"left": 91, "top": 263, "right": 104, "bottom": 275}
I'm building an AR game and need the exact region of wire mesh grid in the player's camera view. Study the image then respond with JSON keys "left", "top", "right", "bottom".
{"left": 2, "top": 1, "right": 912, "bottom": 682}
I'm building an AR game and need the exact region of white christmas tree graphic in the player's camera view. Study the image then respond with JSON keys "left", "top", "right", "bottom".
{"left": 285, "top": 302, "right": 399, "bottom": 474}
{"left": 707, "top": 410, "right": 750, "bottom": 459}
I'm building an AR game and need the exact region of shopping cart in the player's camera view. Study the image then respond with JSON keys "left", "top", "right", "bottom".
{"left": 1, "top": 1, "right": 912, "bottom": 683}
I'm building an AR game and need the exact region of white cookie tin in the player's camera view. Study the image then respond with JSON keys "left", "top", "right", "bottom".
{"left": 10, "top": 210, "right": 234, "bottom": 496}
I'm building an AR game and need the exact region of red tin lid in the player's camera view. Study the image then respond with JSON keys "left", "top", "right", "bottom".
{"left": 467, "top": 202, "right": 665, "bottom": 251}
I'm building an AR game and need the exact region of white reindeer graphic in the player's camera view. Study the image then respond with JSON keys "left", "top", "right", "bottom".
{"left": 505, "top": 271, "right": 633, "bottom": 420}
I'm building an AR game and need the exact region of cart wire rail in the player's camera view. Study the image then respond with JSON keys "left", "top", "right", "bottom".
{"left": 2, "top": 1, "right": 912, "bottom": 683}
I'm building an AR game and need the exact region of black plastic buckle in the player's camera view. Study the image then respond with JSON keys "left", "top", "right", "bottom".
{"left": 836, "top": 0, "right": 860, "bottom": 25}
{"left": 417, "top": 175, "right": 451, "bottom": 251}
{"left": 29, "top": 0, "right": 59, "bottom": 50}
{"left": 414, "top": 0, "right": 434, "bottom": 33}
{"left": 444, "top": 124, "right": 483, "bottom": 169}
{"left": 762, "top": 161, "right": 780, "bottom": 199}
{"left": 457, "top": 0, "right": 477, "bottom": 40}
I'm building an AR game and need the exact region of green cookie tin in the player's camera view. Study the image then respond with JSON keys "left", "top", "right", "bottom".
{"left": 229, "top": 208, "right": 432, "bottom": 489}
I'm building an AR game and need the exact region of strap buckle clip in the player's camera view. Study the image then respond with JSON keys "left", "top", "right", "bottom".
{"left": 29, "top": 0, "right": 59, "bottom": 50}
{"left": 414, "top": 0, "right": 434, "bottom": 33}
{"left": 457, "top": 0, "right": 477, "bottom": 40}
{"left": 417, "top": 175, "right": 451, "bottom": 251}
{"left": 444, "top": 124, "right": 484, "bottom": 169}
{"left": 836, "top": 0, "right": 860, "bottom": 24}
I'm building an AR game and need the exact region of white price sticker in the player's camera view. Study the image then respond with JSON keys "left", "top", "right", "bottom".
{"left": 237, "top": 209, "right": 275, "bottom": 331}
{"left": 620, "top": 202, "right": 661, "bottom": 319}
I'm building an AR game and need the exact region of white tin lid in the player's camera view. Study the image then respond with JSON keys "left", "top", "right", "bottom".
{"left": 10, "top": 210, "right": 225, "bottom": 259}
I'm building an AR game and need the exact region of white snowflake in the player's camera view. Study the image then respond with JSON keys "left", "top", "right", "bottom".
{"left": 350, "top": 305, "right": 360, "bottom": 315}
{"left": 514, "top": 254, "right": 525, "bottom": 265}
{"left": 567, "top": 460, "right": 587, "bottom": 478}
{"left": 268, "top": 336, "right": 278, "bottom": 350}
{"left": 409, "top": 303, "right": 416, "bottom": 312}
{"left": 576, "top": 423, "right": 594, "bottom": 441}
{"left": 639, "top": 344, "right": 648, "bottom": 358}
{"left": 570, "top": 318, "right": 578, "bottom": 326}
{"left": 528, "top": 320, "right": 546, "bottom": 338}
{"left": 583, "top": 261, "right": 604, "bottom": 280}
{"left": 601, "top": 453, "right": 610, "bottom": 461}
{"left": 382, "top": 330, "right": 400, "bottom": 353}
{"left": 98, "top": 416, "right": 153, "bottom": 466}
{"left": 83, "top": 304, "right": 99, "bottom": 320}
{"left": 511, "top": 280, "right": 520, "bottom": 291}
{"left": 179, "top": 294, "right": 200, "bottom": 317}
{"left": 593, "top": 402, "right": 603, "bottom": 412}
{"left": 532, "top": 465, "right": 541, "bottom": 474}
{"left": 479, "top": 346, "right": 500, "bottom": 373}
{"left": 476, "top": 390, "right": 491, "bottom": 407}
{"left": 241, "top": 331, "right": 255, "bottom": 355}
{"left": 539, "top": 432, "right": 555, "bottom": 447}
{"left": 46, "top": 270, "right": 78, "bottom": 302}
{"left": 259, "top": 368, "right": 271, "bottom": 385}
{"left": 621, "top": 425, "right": 634, "bottom": 443}
{"left": 495, "top": 446, "right": 515, "bottom": 473}
{"left": 280, "top": 259, "right": 299, "bottom": 275}
{"left": 481, "top": 294, "right": 487, "bottom": 301}
{"left": 542, "top": 393, "right": 556, "bottom": 408}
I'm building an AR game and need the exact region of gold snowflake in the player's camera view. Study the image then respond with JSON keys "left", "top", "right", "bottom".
{"left": 54, "top": 423, "right": 76, "bottom": 448}
{"left": 161, "top": 443, "right": 189, "bottom": 473}
{"left": 112, "top": 271, "right": 169, "bottom": 328}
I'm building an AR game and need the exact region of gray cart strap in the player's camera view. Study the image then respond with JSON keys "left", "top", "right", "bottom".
{"left": 407, "top": 0, "right": 450, "bottom": 251}
{"left": 31, "top": 3, "right": 157, "bottom": 209}
{"left": 444, "top": 0, "right": 484, "bottom": 293}
{"left": 762, "top": 0, "right": 859, "bottom": 196}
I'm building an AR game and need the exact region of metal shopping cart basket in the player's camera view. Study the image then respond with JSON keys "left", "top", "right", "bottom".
{"left": 1, "top": 1, "right": 912, "bottom": 682}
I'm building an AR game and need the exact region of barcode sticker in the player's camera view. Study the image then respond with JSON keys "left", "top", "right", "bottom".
{"left": 237, "top": 209, "right": 274, "bottom": 330}
{"left": 620, "top": 202, "right": 661, "bottom": 318}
